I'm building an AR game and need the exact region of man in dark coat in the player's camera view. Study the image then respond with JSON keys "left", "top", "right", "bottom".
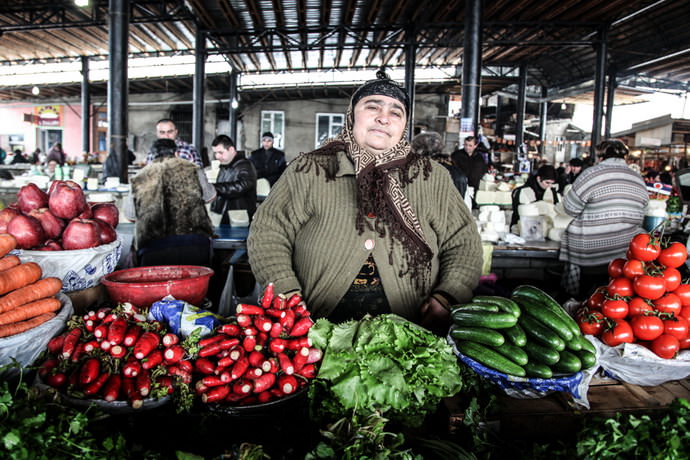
{"left": 451, "top": 136, "right": 488, "bottom": 194}
{"left": 249, "top": 132, "right": 286, "bottom": 186}
{"left": 211, "top": 135, "right": 257, "bottom": 224}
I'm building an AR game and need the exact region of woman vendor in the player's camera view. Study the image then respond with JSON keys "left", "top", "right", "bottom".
{"left": 510, "top": 164, "right": 559, "bottom": 228}
{"left": 247, "top": 71, "right": 483, "bottom": 334}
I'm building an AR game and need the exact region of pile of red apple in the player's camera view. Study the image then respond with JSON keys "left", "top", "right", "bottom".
{"left": 0, "top": 181, "right": 119, "bottom": 251}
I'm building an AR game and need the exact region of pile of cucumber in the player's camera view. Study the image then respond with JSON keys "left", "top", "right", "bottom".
{"left": 450, "top": 285, "right": 597, "bottom": 379}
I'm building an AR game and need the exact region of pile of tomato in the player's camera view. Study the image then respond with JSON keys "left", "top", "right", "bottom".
{"left": 578, "top": 233, "right": 690, "bottom": 359}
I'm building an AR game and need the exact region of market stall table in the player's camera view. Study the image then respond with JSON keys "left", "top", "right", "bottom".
{"left": 489, "top": 239, "right": 563, "bottom": 285}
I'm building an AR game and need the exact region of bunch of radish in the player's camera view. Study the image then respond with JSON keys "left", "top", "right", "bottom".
{"left": 38, "top": 304, "right": 190, "bottom": 409}
{"left": 193, "top": 283, "right": 321, "bottom": 405}
{"left": 577, "top": 233, "right": 690, "bottom": 359}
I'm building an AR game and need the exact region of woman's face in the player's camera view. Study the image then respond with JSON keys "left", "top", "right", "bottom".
{"left": 537, "top": 176, "right": 555, "bottom": 190}
{"left": 352, "top": 95, "right": 406, "bottom": 155}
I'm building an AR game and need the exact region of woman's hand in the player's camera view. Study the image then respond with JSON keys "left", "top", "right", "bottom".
{"left": 419, "top": 297, "right": 451, "bottom": 336}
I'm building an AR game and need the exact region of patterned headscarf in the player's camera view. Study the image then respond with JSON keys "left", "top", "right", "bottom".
{"left": 298, "top": 71, "right": 433, "bottom": 287}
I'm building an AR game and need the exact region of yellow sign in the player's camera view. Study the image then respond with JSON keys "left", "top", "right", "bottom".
{"left": 34, "top": 105, "right": 62, "bottom": 127}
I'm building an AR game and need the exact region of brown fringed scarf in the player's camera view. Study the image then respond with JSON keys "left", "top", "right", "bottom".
{"left": 296, "top": 106, "right": 434, "bottom": 288}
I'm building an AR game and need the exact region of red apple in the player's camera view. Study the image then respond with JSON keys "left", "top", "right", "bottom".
{"left": 0, "top": 208, "right": 20, "bottom": 233}
{"left": 92, "top": 218, "right": 117, "bottom": 244}
{"left": 7, "top": 214, "right": 46, "bottom": 249}
{"left": 17, "top": 183, "right": 49, "bottom": 214}
{"left": 28, "top": 208, "right": 65, "bottom": 240}
{"left": 91, "top": 203, "right": 119, "bottom": 228}
{"left": 49, "top": 180, "right": 87, "bottom": 220}
{"left": 78, "top": 207, "right": 93, "bottom": 219}
{"left": 61, "top": 218, "right": 101, "bottom": 250}
{"left": 48, "top": 180, "right": 64, "bottom": 196}
{"left": 36, "top": 239, "right": 63, "bottom": 251}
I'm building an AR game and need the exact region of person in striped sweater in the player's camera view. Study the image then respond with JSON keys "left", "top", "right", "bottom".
{"left": 559, "top": 139, "right": 648, "bottom": 298}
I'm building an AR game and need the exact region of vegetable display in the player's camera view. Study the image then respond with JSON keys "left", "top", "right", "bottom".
{"left": 450, "top": 286, "right": 597, "bottom": 379}
{"left": 308, "top": 314, "right": 463, "bottom": 427}
{"left": 580, "top": 232, "right": 690, "bottom": 359}
{"left": 191, "top": 284, "right": 321, "bottom": 406}
{"left": 38, "top": 304, "right": 192, "bottom": 410}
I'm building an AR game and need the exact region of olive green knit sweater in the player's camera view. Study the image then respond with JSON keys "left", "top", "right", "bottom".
{"left": 247, "top": 149, "right": 483, "bottom": 321}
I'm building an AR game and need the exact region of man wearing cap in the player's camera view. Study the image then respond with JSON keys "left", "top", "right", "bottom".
{"left": 558, "top": 157, "right": 584, "bottom": 195}
{"left": 249, "top": 132, "right": 287, "bottom": 186}
{"left": 146, "top": 118, "right": 203, "bottom": 168}
{"left": 248, "top": 70, "right": 482, "bottom": 335}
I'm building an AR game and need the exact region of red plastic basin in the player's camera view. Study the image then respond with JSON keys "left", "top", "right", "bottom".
{"left": 101, "top": 265, "right": 214, "bottom": 308}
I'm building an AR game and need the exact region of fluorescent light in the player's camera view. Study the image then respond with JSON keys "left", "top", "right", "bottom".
{"left": 75, "top": 0, "right": 89, "bottom": 7}
{"left": 31, "top": 86, "right": 40, "bottom": 96}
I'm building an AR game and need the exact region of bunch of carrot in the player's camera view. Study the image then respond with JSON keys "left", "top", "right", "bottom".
{"left": 0, "top": 234, "right": 63, "bottom": 338}
{"left": 192, "top": 283, "right": 321, "bottom": 405}
{"left": 39, "top": 305, "right": 188, "bottom": 409}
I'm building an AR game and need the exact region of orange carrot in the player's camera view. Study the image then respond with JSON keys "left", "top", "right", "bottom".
{"left": 0, "top": 277, "right": 62, "bottom": 314}
{"left": 0, "top": 297, "right": 61, "bottom": 325}
{"left": 0, "top": 255, "right": 20, "bottom": 273}
{"left": 0, "top": 262, "right": 42, "bottom": 296}
{"left": 0, "top": 312, "right": 56, "bottom": 338}
{"left": 0, "top": 234, "right": 16, "bottom": 258}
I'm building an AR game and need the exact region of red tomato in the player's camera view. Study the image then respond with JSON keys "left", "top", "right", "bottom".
{"left": 626, "top": 248, "right": 635, "bottom": 260}
{"left": 577, "top": 311, "right": 605, "bottom": 336}
{"left": 662, "top": 267, "right": 682, "bottom": 292}
{"left": 608, "top": 277, "right": 634, "bottom": 298}
{"left": 673, "top": 284, "right": 690, "bottom": 307}
{"left": 628, "top": 234, "right": 661, "bottom": 262}
{"left": 586, "top": 291, "right": 606, "bottom": 311}
{"left": 608, "top": 258, "right": 626, "bottom": 278}
{"left": 654, "top": 293, "right": 682, "bottom": 316}
{"left": 679, "top": 336, "right": 690, "bottom": 349}
{"left": 602, "top": 298, "right": 629, "bottom": 319}
{"left": 628, "top": 297, "right": 654, "bottom": 317}
{"left": 630, "top": 315, "right": 664, "bottom": 341}
{"left": 663, "top": 316, "right": 689, "bottom": 341}
{"left": 601, "top": 319, "right": 634, "bottom": 347}
{"left": 633, "top": 275, "right": 666, "bottom": 300}
{"left": 622, "top": 259, "right": 645, "bottom": 279}
{"left": 657, "top": 242, "right": 688, "bottom": 268}
{"left": 680, "top": 306, "right": 690, "bottom": 321}
{"left": 651, "top": 334, "right": 680, "bottom": 359}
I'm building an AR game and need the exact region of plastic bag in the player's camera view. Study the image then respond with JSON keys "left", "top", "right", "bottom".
{"left": 448, "top": 335, "right": 598, "bottom": 409}
{"left": 0, "top": 293, "right": 73, "bottom": 378}
{"left": 13, "top": 238, "right": 122, "bottom": 292}
{"left": 148, "top": 297, "right": 220, "bottom": 338}
{"left": 590, "top": 336, "right": 690, "bottom": 386}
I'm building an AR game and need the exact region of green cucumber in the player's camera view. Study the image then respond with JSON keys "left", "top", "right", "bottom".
{"left": 565, "top": 337, "right": 583, "bottom": 352}
{"left": 452, "top": 310, "right": 518, "bottom": 329}
{"left": 523, "top": 340, "right": 560, "bottom": 366}
{"left": 504, "top": 323, "right": 527, "bottom": 347}
{"left": 450, "top": 326, "right": 505, "bottom": 347}
{"left": 456, "top": 341, "right": 526, "bottom": 377}
{"left": 471, "top": 296, "right": 521, "bottom": 317}
{"left": 523, "top": 362, "right": 553, "bottom": 379}
{"left": 491, "top": 342, "right": 529, "bottom": 366}
{"left": 552, "top": 350, "right": 582, "bottom": 374}
{"left": 512, "top": 296, "right": 574, "bottom": 342}
{"left": 512, "top": 285, "right": 580, "bottom": 337}
{"left": 574, "top": 335, "right": 597, "bottom": 355}
{"left": 577, "top": 350, "right": 597, "bottom": 369}
{"left": 519, "top": 314, "right": 566, "bottom": 351}
{"left": 451, "top": 303, "right": 500, "bottom": 314}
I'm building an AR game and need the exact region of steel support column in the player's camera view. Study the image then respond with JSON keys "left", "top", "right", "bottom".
{"left": 462, "top": 0, "right": 483, "bottom": 136}
{"left": 81, "top": 56, "right": 90, "bottom": 157}
{"left": 404, "top": 24, "right": 416, "bottom": 141}
{"left": 495, "top": 96, "right": 503, "bottom": 138}
{"left": 591, "top": 26, "right": 608, "bottom": 153}
{"left": 106, "top": 0, "right": 128, "bottom": 183}
{"left": 516, "top": 64, "right": 527, "bottom": 151}
{"left": 193, "top": 28, "right": 206, "bottom": 155}
{"left": 539, "top": 86, "right": 548, "bottom": 155}
{"left": 228, "top": 72, "right": 238, "bottom": 142}
{"left": 605, "top": 66, "right": 617, "bottom": 139}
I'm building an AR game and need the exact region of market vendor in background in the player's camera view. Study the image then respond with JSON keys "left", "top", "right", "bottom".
{"left": 557, "top": 157, "right": 583, "bottom": 195}
{"left": 411, "top": 131, "right": 468, "bottom": 198}
{"left": 510, "top": 164, "right": 559, "bottom": 228}
{"left": 210, "top": 134, "right": 258, "bottom": 224}
{"left": 247, "top": 70, "right": 483, "bottom": 334}
{"left": 559, "top": 139, "right": 648, "bottom": 299}
{"left": 123, "top": 138, "right": 216, "bottom": 267}
{"left": 249, "top": 132, "right": 287, "bottom": 186}
{"left": 451, "top": 135, "right": 488, "bottom": 198}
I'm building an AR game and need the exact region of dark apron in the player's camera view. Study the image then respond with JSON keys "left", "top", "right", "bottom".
{"left": 328, "top": 255, "right": 391, "bottom": 323}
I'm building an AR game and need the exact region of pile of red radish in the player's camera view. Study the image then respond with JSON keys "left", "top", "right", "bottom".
{"left": 39, "top": 305, "right": 188, "bottom": 409}
{"left": 193, "top": 284, "right": 321, "bottom": 405}
{"left": 578, "top": 233, "right": 690, "bottom": 359}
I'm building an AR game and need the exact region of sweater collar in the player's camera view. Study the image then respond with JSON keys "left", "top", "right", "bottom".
{"left": 334, "top": 149, "right": 355, "bottom": 177}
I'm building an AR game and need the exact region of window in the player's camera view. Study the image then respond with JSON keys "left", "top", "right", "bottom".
{"left": 315, "top": 113, "right": 344, "bottom": 149}
{"left": 260, "top": 111, "right": 285, "bottom": 150}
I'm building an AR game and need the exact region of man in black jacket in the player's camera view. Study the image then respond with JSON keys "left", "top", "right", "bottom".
{"left": 210, "top": 135, "right": 257, "bottom": 224}
{"left": 249, "top": 132, "right": 286, "bottom": 186}
{"left": 451, "top": 136, "right": 488, "bottom": 194}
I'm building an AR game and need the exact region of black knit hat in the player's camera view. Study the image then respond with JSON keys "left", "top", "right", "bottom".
{"left": 261, "top": 132, "right": 274, "bottom": 139}
{"left": 351, "top": 70, "right": 409, "bottom": 114}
